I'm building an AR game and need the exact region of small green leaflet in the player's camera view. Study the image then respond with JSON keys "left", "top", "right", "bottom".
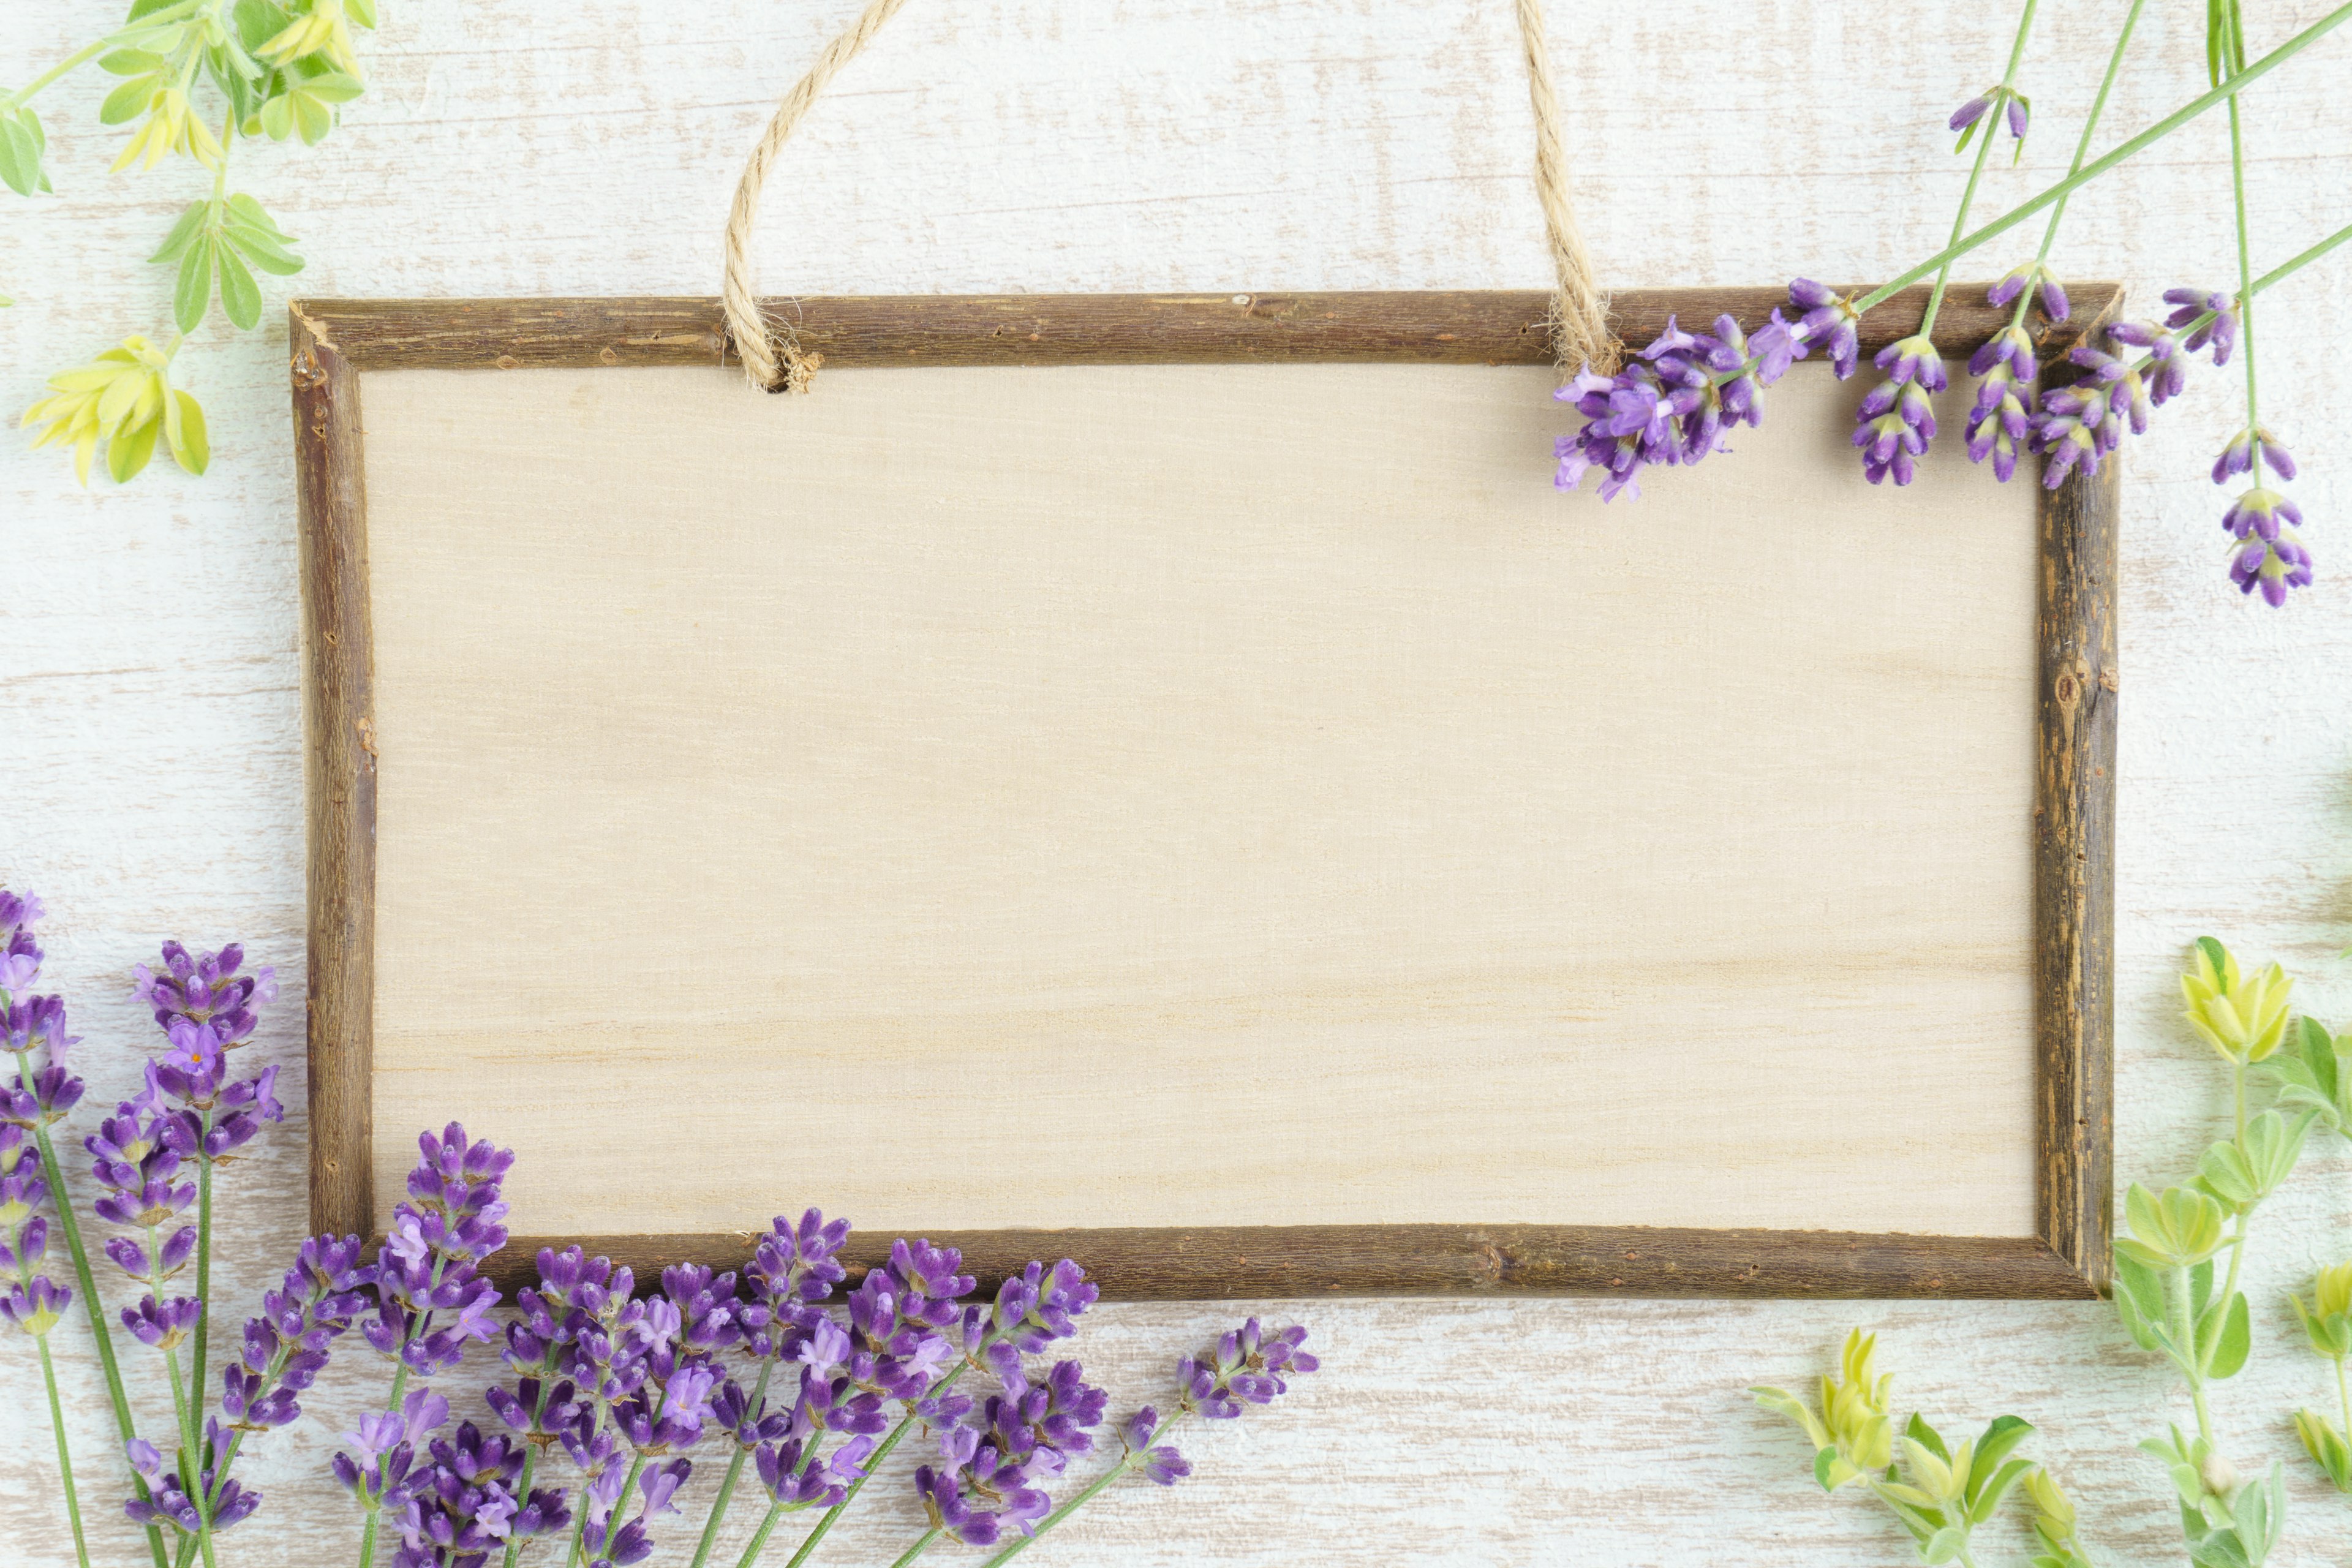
{"left": 258, "top": 69, "right": 361, "bottom": 145}
{"left": 152, "top": 191, "right": 304, "bottom": 331}
{"left": 0, "top": 104, "right": 52, "bottom": 197}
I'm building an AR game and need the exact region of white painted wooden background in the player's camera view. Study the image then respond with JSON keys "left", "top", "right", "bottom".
{"left": 4, "top": 1, "right": 2351, "bottom": 1563}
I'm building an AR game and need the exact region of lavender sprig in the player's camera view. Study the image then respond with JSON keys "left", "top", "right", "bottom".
{"left": 1, "top": 891, "right": 172, "bottom": 1568}
{"left": 968, "top": 1319, "right": 1317, "bottom": 1568}
{"left": 4, "top": 1113, "right": 93, "bottom": 1567}
{"left": 352, "top": 1124, "right": 513, "bottom": 1568}
{"left": 685, "top": 1212, "right": 850, "bottom": 1568}
{"left": 899, "top": 1358, "right": 1111, "bottom": 1563}
{"left": 127, "top": 937, "right": 284, "bottom": 1433}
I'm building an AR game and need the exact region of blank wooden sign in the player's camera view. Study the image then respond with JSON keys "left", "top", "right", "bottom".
{"left": 294, "top": 290, "right": 2116, "bottom": 1300}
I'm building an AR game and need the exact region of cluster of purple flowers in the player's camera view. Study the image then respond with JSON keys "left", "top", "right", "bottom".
{"left": 908, "top": 1261, "right": 1105, "bottom": 1547}
{"left": 1551, "top": 306, "right": 1811, "bottom": 503}
{"left": 222, "top": 1234, "right": 377, "bottom": 1430}
{"left": 3, "top": 896, "right": 85, "bottom": 1133}
{"left": 0, "top": 894, "right": 71, "bottom": 1342}
{"left": 1, "top": 1120, "right": 73, "bottom": 1338}
{"left": 126, "top": 1426, "right": 260, "bottom": 1535}
{"left": 365, "top": 1123, "right": 511, "bottom": 1378}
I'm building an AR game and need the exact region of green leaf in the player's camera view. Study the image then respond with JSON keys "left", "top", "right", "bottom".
{"left": 148, "top": 198, "right": 210, "bottom": 263}
{"left": 165, "top": 390, "right": 208, "bottom": 475}
{"left": 2190, "top": 1533, "right": 2252, "bottom": 1568}
{"left": 1970, "top": 1458, "right": 2034, "bottom": 1524}
{"left": 1921, "top": 1525, "right": 1967, "bottom": 1566}
{"left": 2204, "top": 1291, "right": 2252, "bottom": 1380}
{"left": 2113, "top": 1252, "right": 2169, "bottom": 1350}
{"left": 2296, "top": 1408, "right": 2352, "bottom": 1491}
{"left": 0, "top": 108, "right": 48, "bottom": 198}
{"left": 234, "top": 0, "right": 294, "bottom": 51}
{"left": 258, "top": 90, "right": 295, "bottom": 141}
{"left": 108, "top": 415, "right": 160, "bottom": 483}
{"left": 347, "top": 0, "right": 379, "bottom": 28}
{"left": 1905, "top": 1411, "right": 1950, "bottom": 1463}
{"left": 99, "top": 74, "right": 159, "bottom": 125}
{"left": 98, "top": 47, "right": 168, "bottom": 77}
{"left": 174, "top": 236, "right": 216, "bottom": 333}
{"left": 2119, "top": 1184, "right": 2228, "bottom": 1269}
{"left": 216, "top": 243, "right": 262, "bottom": 330}
{"left": 1967, "top": 1415, "right": 2034, "bottom": 1498}
{"left": 221, "top": 219, "right": 304, "bottom": 274}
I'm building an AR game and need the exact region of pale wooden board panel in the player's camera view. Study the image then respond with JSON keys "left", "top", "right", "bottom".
{"left": 360, "top": 360, "right": 2040, "bottom": 1240}
{"left": 6, "top": 1, "right": 2348, "bottom": 1564}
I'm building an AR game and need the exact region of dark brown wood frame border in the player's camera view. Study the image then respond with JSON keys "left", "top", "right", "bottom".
{"left": 295, "top": 286, "right": 2118, "bottom": 1301}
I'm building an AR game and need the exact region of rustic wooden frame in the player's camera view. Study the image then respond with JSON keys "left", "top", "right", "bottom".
{"left": 294, "top": 286, "right": 2118, "bottom": 1301}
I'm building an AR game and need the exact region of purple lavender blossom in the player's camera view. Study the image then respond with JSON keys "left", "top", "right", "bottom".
{"left": 2, "top": 990, "right": 86, "bottom": 1128}
{"left": 1988, "top": 263, "right": 2068, "bottom": 323}
{"left": 2221, "top": 488, "right": 2313, "bottom": 607}
{"left": 1117, "top": 1408, "right": 1191, "bottom": 1487}
{"left": 124, "top": 1430, "right": 262, "bottom": 1536}
{"left": 335, "top": 1387, "right": 448, "bottom": 1509}
{"left": 219, "top": 1233, "right": 376, "bottom": 1431}
{"left": 1552, "top": 303, "right": 1815, "bottom": 504}
{"left": 2212, "top": 426, "right": 2297, "bottom": 485}
{"left": 0, "top": 892, "right": 45, "bottom": 996}
{"left": 2, "top": 1127, "right": 73, "bottom": 1340}
{"left": 1853, "top": 331, "right": 1948, "bottom": 485}
{"left": 755, "top": 1431, "right": 875, "bottom": 1512}
{"left": 1178, "top": 1319, "right": 1319, "bottom": 1420}
{"left": 363, "top": 1124, "right": 510, "bottom": 1378}
{"left": 2165, "top": 288, "right": 2241, "bottom": 364}
{"left": 911, "top": 1354, "right": 1110, "bottom": 1545}
{"left": 390, "top": 1419, "right": 565, "bottom": 1568}
{"left": 123, "top": 1292, "right": 204, "bottom": 1349}
{"left": 1950, "top": 88, "right": 2028, "bottom": 147}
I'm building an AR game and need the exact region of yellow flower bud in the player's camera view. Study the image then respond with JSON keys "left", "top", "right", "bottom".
{"left": 2180, "top": 939, "right": 2293, "bottom": 1064}
{"left": 2316, "top": 1261, "right": 2352, "bottom": 1322}
{"left": 2025, "top": 1468, "right": 2076, "bottom": 1533}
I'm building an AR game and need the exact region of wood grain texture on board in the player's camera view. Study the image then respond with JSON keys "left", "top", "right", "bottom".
{"left": 345, "top": 350, "right": 2053, "bottom": 1250}
{"left": 7, "top": 2, "right": 2344, "bottom": 1564}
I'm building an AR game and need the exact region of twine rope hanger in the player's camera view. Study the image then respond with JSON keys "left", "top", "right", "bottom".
{"left": 719, "top": 0, "right": 1619, "bottom": 394}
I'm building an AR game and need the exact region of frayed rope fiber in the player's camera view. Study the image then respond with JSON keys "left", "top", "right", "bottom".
{"left": 720, "top": 0, "right": 1616, "bottom": 392}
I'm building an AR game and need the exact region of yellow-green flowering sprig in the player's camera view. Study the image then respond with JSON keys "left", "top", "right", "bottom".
{"left": 2022, "top": 1469, "right": 2093, "bottom": 1568}
{"left": 21, "top": 334, "right": 209, "bottom": 486}
{"left": 4, "top": 0, "right": 375, "bottom": 482}
{"left": 2290, "top": 1262, "right": 2352, "bottom": 1491}
{"left": 1752, "top": 1329, "right": 1894, "bottom": 1493}
{"left": 1754, "top": 1333, "right": 2040, "bottom": 1567}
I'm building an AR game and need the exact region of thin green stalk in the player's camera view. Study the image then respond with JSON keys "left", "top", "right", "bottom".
{"left": 21, "top": 1101, "right": 172, "bottom": 1568}
{"left": 688, "top": 1360, "right": 775, "bottom": 1568}
{"left": 2336, "top": 1355, "right": 2351, "bottom": 1439}
{"left": 1849, "top": 1, "right": 2352, "bottom": 317}
{"left": 0, "top": 1, "right": 208, "bottom": 110}
{"left": 189, "top": 1109, "right": 214, "bottom": 1425}
{"left": 734, "top": 1504, "right": 788, "bottom": 1568}
{"left": 2104, "top": 218, "right": 2352, "bottom": 389}
{"left": 2169, "top": 1266, "right": 2215, "bottom": 1446}
{"left": 2222, "top": 8, "right": 2263, "bottom": 480}
{"left": 37, "top": 1335, "right": 95, "bottom": 1568}
{"left": 356, "top": 1361, "right": 413, "bottom": 1568}
{"left": 778, "top": 1348, "right": 991, "bottom": 1568}
{"left": 567, "top": 1457, "right": 644, "bottom": 1568}
{"left": 2026, "top": 0, "right": 2149, "bottom": 279}
{"left": 887, "top": 1527, "right": 944, "bottom": 1568}
{"left": 162, "top": 1344, "right": 217, "bottom": 1568}
{"left": 498, "top": 1375, "right": 560, "bottom": 1568}
{"left": 973, "top": 1455, "right": 1134, "bottom": 1568}
{"left": 1923, "top": 0, "right": 2041, "bottom": 336}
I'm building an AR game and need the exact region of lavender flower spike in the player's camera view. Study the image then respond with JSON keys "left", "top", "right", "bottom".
{"left": 2222, "top": 488, "right": 2313, "bottom": 608}
{"left": 2164, "top": 288, "right": 2240, "bottom": 364}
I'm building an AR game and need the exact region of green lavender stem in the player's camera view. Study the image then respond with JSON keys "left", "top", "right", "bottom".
{"left": 1922, "top": 0, "right": 2042, "bottom": 337}
{"left": 734, "top": 1503, "right": 789, "bottom": 1568}
{"left": 1849, "top": 0, "right": 2352, "bottom": 317}
{"left": 37, "top": 1335, "right": 95, "bottom": 1568}
{"left": 688, "top": 1360, "right": 776, "bottom": 1568}
{"left": 886, "top": 1527, "right": 944, "bottom": 1568}
{"left": 16, "top": 1082, "right": 172, "bottom": 1568}
{"left": 162, "top": 1343, "right": 217, "bottom": 1568}
{"left": 189, "top": 1110, "right": 214, "bottom": 1425}
{"left": 2015, "top": 0, "right": 2147, "bottom": 308}
{"left": 973, "top": 1448, "right": 1152, "bottom": 1568}
{"left": 775, "top": 1335, "right": 1000, "bottom": 1568}
{"left": 2220, "top": 1, "right": 2263, "bottom": 481}
{"left": 498, "top": 1376, "right": 560, "bottom": 1568}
